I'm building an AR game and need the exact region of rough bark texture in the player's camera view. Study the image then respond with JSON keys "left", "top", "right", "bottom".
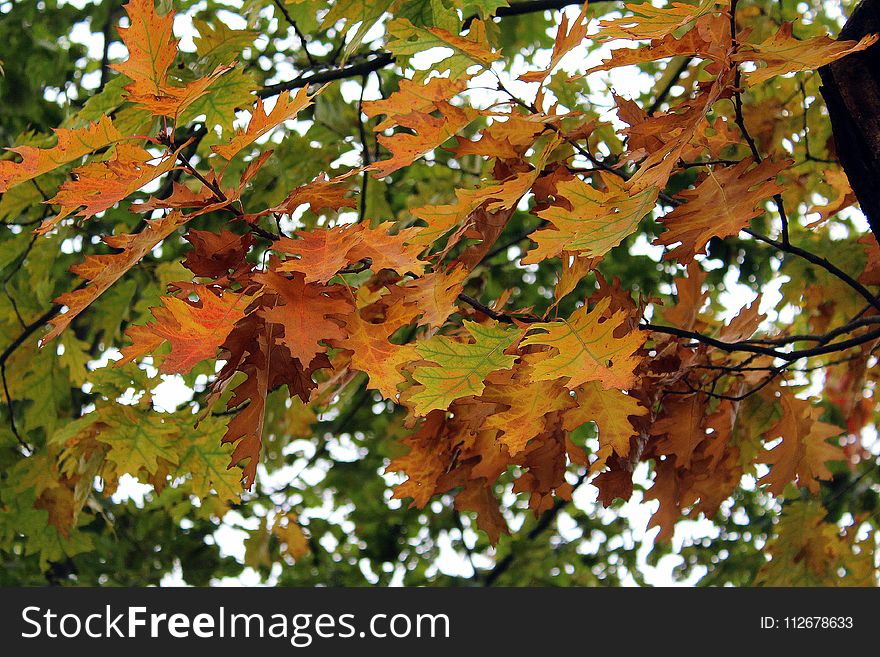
{"left": 819, "top": 0, "right": 880, "bottom": 245}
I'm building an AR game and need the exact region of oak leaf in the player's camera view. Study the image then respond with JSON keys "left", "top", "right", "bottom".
{"left": 653, "top": 158, "right": 788, "bottom": 263}
{"left": 757, "top": 394, "right": 844, "bottom": 495}
{"left": 39, "top": 143, "right": 181, "bottom": 234}
{"left": 0, "top": 116, "right": 124, "bottom": 193}
{"left": 112, "top": 0, "right": 231, "bottom": 117}
{"left": 407, "top": 321, "right": 521, "bottom": 415}
{"left": 734, "top": 23, "right": 879, "bottom": 86}
{"left": 563, "top": 381, "right": 645, "bottom": 465}
{"left": 523, "top": 173, "right": 657, "bottom": 263}
{"left": 521, "top": 297, "right": 644, "bottom": 390}
{"left": 254, "top": 268, "right": 351, "bottom": 365}
{"left": 211, "top": 87, "right": 317, "bottom": 160}
{"left": 44, "top": 211, "right": 190, "bottom": 343}
{"left": 119, "top": 285, "right": 249, "bottom": 374}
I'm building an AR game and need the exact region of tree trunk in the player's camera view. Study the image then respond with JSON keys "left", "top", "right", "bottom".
{"left": 819, "top": 0, "right": 880, "bottom": 245}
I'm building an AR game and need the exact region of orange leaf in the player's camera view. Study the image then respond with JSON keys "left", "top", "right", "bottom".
{"left": 39, "top": 143, "right": 181, "bottom": 234}
{"left": 735, "top": 23, "right": 879, "bottom": 86}
{"left": 44, "top": 211, "right": 190, "bottom": 343}
{"left": 0, "top": 116, "right": 124, "bottom": 193}
{"left": 757, "top": 393, "right": 845, "bottom": 495}
{"left": 119, "top": 285, "right": 249, "bottom": 374}
{"left": 211, "top": 87, "right": 317, "bottom": 160}
{"left": 254, "top": 268, "right": 351, "bottom": 364}
{"left": 653, "top": 158, "right": 788, "bottom": 263}
{"left": 112, "top": 0, "right": 231, "bottom": 117}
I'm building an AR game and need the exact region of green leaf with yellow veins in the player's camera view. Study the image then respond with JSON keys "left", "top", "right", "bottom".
{"left": 175, "top": 415, "right": 242, "bottom": 504}
{"left": 59, "top": 331, "right": 91, "bottom": 386}
{"left": 88, "top": 364, "right": 154, "bottom": 405}
{"left": 193, "top": 19, "right": 257, "bottom": 67}
{"left": 386, "top": 17, "right": 500, "bottom": 79}
{"left": 179, "top": 67, "right": 256, "bottom": 135}
{"left": 408, "top": 320, "right": 521, "bottom": 415}
{"left": 98, "top": 406, "right": 178, "bottom": 477}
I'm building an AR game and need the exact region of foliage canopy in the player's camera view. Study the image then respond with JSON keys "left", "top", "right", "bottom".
{"left": 0, "top": 0, "right": 878, "bottom": 586}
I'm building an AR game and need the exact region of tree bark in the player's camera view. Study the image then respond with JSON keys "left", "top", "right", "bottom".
{"left": 819, "top": 0, "right": 880, "bottom": 245}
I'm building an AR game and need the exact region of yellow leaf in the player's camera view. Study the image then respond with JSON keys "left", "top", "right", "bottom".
{"left": 521, "top": 297, "right": 644, "bottom": 390}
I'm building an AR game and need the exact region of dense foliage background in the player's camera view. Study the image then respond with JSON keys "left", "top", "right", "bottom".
{"left": 0, "top": 0, "right": 877, "bottom": 586}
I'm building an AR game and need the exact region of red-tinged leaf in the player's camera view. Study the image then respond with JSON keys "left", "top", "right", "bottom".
{"left": 362, "top": 76, "right": 468, "bottom": 131}
{"left": 254, "top": 268, "right": 351, "bottom": 364}
{"left": 119, "top": 285, "right": 249, "bottom": 374}
{"left": 274, "top": 226, "right": 359, "bottom": 284}
{"left": 273, "top": 172, "right": 356, "bottom": 215}
{"left": 334, "top": 309, "right": 417, "bottom": 400}
{"left": 39, "top": 143, "right": 181, "bottom": 234}
{"left": 182, "top": 229, "right": 254, "bottom": 279}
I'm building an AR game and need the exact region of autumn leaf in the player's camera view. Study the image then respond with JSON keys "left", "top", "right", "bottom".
{"left": 275, "top": 224, "right": 426, "bottom": 283}
{"left": 402, "top": 266, "right": 469, "bottom": 329}
{"left": 362, "top": 75, "right": 468, "bottom": 131}
{"left": 653, "top": 394, "right": 708, "bottom": 469}
{"left": 754, "top": 500, "right": 876, "bottom": 586}
{"left": 563, "top": 381, "right": 645, "bottom": 465}
{"left": 479, "top": 359, "right": 575, "bottom": 455}
{"left": 255, "top": 268, "right": 351, "bottom": 365}
{"left": 334, "top": 309, "right": 417, "bottom": 400}
{"left": 39, "top": 143, "right": 181, "bottom": 234}
{"left": 370, "top": 102, "right": 479, "bottom": 178}
{"left": 757, "top": 393, "right": 845, "bottom": 495}
{"left": 521, "top": 297, "right": 644, "bottom": 390}
{"left": 119, "top": 284, "right": 249, "bottom": 374}
{"left": 273, "top": 514, "right": 310, "bottom": 561}
{"left": 111, "top": 0, "right": 231, "bottom": 117}
{"left": 0, "top": 116, "right": 124, "bottom": 192}
{"left": 407, "top": 320, "right": 521, "bottom": 415}
{"left": 44, "top": 211, "right": 190, "bottom": 343}
{"left": 523, "top": 173, "right": 657, "bottom": 263}
{"left": 519, "top": 2, "right": 590, "bottom": 84}
{"left": 653, "top": 158, "right": 788, "bottom": 263}
{"left": 597, "top": 0, "right": 727, "bottom": 41}
{"left": 735, "top": 23, "right": 879, "bottom": 86}
{"left": 212, "top": 87, "right": 317, "bottom": 160}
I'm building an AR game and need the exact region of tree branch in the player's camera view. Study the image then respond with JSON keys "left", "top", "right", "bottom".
{"left": 742, "top": 228, "right": 880, "bottom": 312}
